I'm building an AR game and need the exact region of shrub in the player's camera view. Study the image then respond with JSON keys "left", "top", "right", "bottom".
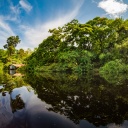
{"left": 99, "top": 59, "right": 128, "bottom": 83}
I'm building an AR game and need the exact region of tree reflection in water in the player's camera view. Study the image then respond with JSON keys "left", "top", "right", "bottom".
{"left": 25, "top": 72, "right": 128, "bottom": 127}
{"left": 0, "top": 72, "right": 26, "bottom": 128}
{"left": 0, "top": 88, "right": 25, "bottom": 128}
{"left": 0, "top": 71, "right": 128, "bottom": 127}
{"left": 0, "top": 72, "right": 79, "bottom": 128}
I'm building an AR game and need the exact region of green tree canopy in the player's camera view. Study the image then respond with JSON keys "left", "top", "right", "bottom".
{"left": 25, "top": 17, "right": 128, "bottom": 73}
{"left": 3, "top": 36, "right": 20, "bottom": 56}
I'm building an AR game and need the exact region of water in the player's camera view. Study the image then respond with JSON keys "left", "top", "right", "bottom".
{"left": 0, "top": 71, "right": 128, "bottom": 128}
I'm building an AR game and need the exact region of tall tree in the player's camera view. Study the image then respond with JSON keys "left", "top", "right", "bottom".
{"left": 3, "top": 36, "right": 20, "bottom": 56}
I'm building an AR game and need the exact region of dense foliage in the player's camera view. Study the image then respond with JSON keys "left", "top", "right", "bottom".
{"left": 0, "top": 36, "right": 32, "bottom": 70}
{"left": 3, "top": 36, "right": 20, "bottom": 56}
{"left": 26, "top": 17, "right": 128, "bottom": 74}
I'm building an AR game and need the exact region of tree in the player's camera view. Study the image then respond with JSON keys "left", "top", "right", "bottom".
{"left": 3, "top": 36, "right": 20, "bottom": 56}
{"left": 18, "top": 48, "right": 25, "bottom": 59}
{"left": 25, "top": 17, "right": 128, "bottom": 72}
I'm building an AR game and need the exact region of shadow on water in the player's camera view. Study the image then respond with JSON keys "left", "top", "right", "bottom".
{"left": 0, "top": 70, "right": 128, "bottom": 127}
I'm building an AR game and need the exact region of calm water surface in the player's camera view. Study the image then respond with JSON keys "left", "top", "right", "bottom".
{"left": 0, "top": 71, "right": 128, "bottom": 128}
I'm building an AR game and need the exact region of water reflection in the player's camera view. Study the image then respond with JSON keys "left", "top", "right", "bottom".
{"left": 0, "top": 71, "right": 128, "bottom": 128}
{"left": 0, "top": 92, "right": 13, "bottom": 128}
{"left": 0, "top": 72, "right": 79, "bottom": 128}
{"left": 25, "top": 72, "right": 128, "bottom": 127}
{"left": 9, "top": 70, "right": 16, "bottom": 75}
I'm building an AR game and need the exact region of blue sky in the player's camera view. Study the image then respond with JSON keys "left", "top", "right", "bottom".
{"left": 0, "top": 0, "right": 128, "bottom": 49}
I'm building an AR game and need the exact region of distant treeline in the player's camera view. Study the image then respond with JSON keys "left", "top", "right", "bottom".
{"left": 0, "top": 35, "right": 32, "bottom": 70}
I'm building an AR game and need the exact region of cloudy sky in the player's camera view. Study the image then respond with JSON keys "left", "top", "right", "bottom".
{"left": 0, "top": 0, "right": 128, "bottom": 49}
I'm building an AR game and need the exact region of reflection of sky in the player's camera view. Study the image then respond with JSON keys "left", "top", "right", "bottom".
{"left": 0, "top": 86, "right": 78, "bottom": 128}
{"left": 0, "top": 92, "right": 13, "bottom": 128}
{"left": 0, "top": 85, "right": 128, "bottom": 128}
{"left": 107, "top": 121, "right": 128, "bottom": 128}
{"left": 79, "top": 120, "right": 128, "bottom": 128}
{"left": 79, "top": 120, "right": 96, "bottom": 128}
{"left": 11, "top": 86, "right": 51, "bottom": 109}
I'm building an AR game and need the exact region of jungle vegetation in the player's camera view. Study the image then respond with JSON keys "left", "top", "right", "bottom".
{"left": 0, "top": 17, "right": 128, "bottom": 77}
{"left": 25, "top": 17, "right": 128, "bottom": 76}
{"left": 0, "top": 36, "right": 32, "bottom": 70}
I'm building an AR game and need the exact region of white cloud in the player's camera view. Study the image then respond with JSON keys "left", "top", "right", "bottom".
{"left": 19, "top": 0, "right": 84, "bottom": 49}
{"left": 0, "top": 0, "right": 32, "bottom": 23}
{"left": 98, "top": 0, "right": 128, "bottom": 18}
{"left": 0, "top": 1, "right": 20, "bottom": 22}
{"left": 19, "top": 0, "right": 32, "bottom": 13}
{"left": 0, "top": 0, "right": 83, "bottom": 50}
{"left": 9, "top": 4, "right": 21, "bottom": 22}
{"left": 10, "top": 4, "right": 20, "bottom": 15}
{"left": 0, "top": 17, "right": 15, "bottom": 48}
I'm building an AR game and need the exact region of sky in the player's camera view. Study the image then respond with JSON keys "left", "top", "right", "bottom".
{"left": 0, "top": 0, "right": 128, "bottom": 50}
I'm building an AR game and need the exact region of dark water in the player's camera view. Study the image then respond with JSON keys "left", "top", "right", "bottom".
{"left": 0, "top": 71, "right": 128, "bottom": 128}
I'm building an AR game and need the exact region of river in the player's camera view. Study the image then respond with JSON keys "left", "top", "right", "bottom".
{"left": 0, "top": 71, "right": 128, "bottom": 128}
